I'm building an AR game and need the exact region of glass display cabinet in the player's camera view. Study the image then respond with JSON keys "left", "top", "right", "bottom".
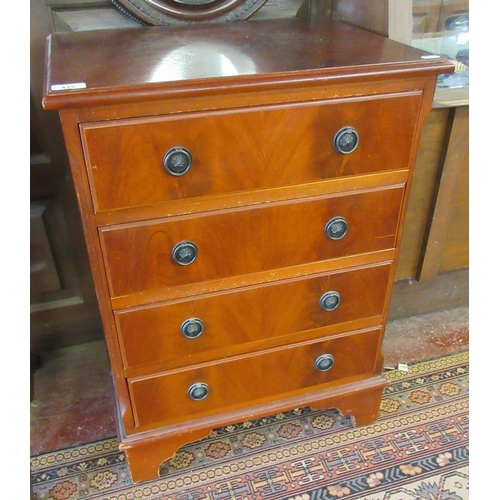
{"left": 411, "top": 0, "right": 469, "bottom": 89}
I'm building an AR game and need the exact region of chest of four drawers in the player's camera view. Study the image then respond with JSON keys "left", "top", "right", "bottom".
{"left": 43, "top": 20, "right": 453, "bottom": 481}
{"left": 81, "top": 94, "right": 418, "bottom": 431}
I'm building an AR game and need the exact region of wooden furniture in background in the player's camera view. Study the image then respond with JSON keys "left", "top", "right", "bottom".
{"left": 43, "top": 18, "right": 451, "bottom": 481}
{"left": 389, "top": 99, "right": 468, "bottom": 318}
{"left": 412, "top": 0, "right": 468, "bottom": 35}
{"left": 30, "top": 0, "right": 104, "bottom": 353}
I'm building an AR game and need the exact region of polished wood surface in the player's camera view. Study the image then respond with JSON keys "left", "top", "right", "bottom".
{"left": 129, "top": 328, "right": 382, "bottom": 428}
{"left": 101, "top": 187, "right": 403, "bottom": 297}
{"left": 116, "top": 262, "right": 391, "bottom": 375}
{"left": 43, "top": 18, "right": 453, "bottom": 482}
{"left": 43, "top": 19, "right": 451, "bottom": 110}
{"left": 81, "top": 94, "right": 419, "bottom": 212}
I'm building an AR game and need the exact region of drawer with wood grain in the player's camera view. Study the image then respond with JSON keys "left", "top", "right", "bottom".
{"left": 116, "top": 262, "right": 391, "bottom": 372}
{"left": 81, "top": 92, "right": 421, "bottom": 212}
{"left": 128, "top": 327, "right": 382, "bottom": 428}
{"left": 100, "top": 186, "right": 404, "bottom": 298}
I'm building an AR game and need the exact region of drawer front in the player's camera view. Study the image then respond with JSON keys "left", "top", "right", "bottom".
{"left": 129, "top": 327, "right": 382, "bottom": 428}
{"left": 82, "top": 93, "right": 420, "bottom": 212}
{"left": 101, "top": 186, "right": 403, "bottom": 298}
{"left": 116, "top": 263, "right": 391, "bottom": 370}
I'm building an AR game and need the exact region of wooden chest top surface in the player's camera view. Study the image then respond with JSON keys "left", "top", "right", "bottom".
{"left": 43, "top": 18, "right": 453, "bottom": 110}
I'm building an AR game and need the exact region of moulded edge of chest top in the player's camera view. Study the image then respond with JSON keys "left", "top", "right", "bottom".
{"left": 55, "top": 73, "right": 441, "bottom": 123}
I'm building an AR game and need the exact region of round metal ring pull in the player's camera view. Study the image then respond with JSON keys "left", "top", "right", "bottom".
{"left": 181, "top": 318, "right": 204, "bottom": 339}
{"left": 333, "top": 127, "right": 359, "bottom": 154}
{"left": 163, "top": 147, "right": 192, "bottom": 176}
{"left": 172, "top": 241, "right": 198, "bottom": 266}
{"left": 319, "top": 291, "right": 341, "bottom": 311}
{"left": 315, "top": 354, "right": 335, "bottom": 372}
{"left": 188, "top": 382, "right": 209, "bottom": 401}
{"left": 325, "top": 216, "right": 348, "bottom": 240}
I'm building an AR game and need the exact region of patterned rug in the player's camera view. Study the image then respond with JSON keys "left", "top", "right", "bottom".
{"left": 30, "top": 352, "right": 469, "bottom": 500}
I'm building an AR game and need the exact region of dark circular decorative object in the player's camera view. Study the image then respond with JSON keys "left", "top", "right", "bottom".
{"left": 314, "top": 353, "right": 335, "bottom": 372}
{"left": 164, "top": 147, "right": 193, "bottom": 176}
{"left": 188, "top": 382, "right": 210, "bottom": 401}
{"left": 325, "top": 216, "right": 348, "bottom": 240}
{"left": 319, "top": 291, "right": 341, "bottom": 312}
{"left": 333, "top": 127, "right": 359, "bottom": 155}
{"left": 181, "top": 318, "right": 205, "bottom": 339}
{"left": 112, "top": 0, "right": 269, "bottom": 25}
{"left": 172, "top": 241, "right": 198, "bottom": 265}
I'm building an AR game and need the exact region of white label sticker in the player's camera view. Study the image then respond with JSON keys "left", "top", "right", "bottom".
{"left": 51, "top": 82, "right": 87, "bottom": 91}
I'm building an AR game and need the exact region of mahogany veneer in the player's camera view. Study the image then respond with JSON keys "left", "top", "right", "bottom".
{"left": 43, "top": 18, "right": 453, "bottom": 482}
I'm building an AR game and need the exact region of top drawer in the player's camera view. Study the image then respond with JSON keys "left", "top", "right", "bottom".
{"left": 81, "top": 92, "right": 421, "bottom": 212}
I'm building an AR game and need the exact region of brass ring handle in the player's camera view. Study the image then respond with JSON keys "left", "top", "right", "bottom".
{"left": 163, "top": 147, "right": 192, "bottom": 176}
{"left": 188, "top": 382, "right": 209, "bottom": 401}
{"left": 319, "top": 291, "right": 341, "bottom": 311}
{"left": 315, "top": 354, "right": 335, "bottom": 371}
{"left": 172, "top": 241, "right": 198, "bottom": 265}
{"left": 181, "top": 318, "right": 204, "bottom": 339}
{"left": 333, "top": 127, "right": 359, "bottom": 154}
{"left": 325, "top": 216, "right": 348, "bottom": 240}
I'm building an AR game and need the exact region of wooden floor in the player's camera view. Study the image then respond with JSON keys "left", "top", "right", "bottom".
{"left": 30, "top": 305, "right": 469, "bottom": 457}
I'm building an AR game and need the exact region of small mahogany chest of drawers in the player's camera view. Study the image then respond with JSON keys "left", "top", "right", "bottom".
{"left": 43, "top": 18, "right": 453, "bottom": 482}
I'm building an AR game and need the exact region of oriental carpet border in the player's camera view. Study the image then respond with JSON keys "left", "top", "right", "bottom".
{"left": 31, "top": 351, "right": 469, "bottom": 500}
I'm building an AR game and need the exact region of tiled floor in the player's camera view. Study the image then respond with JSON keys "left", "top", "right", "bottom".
{"left": 30, "top": 305, "right": 469, "bottom": 457}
